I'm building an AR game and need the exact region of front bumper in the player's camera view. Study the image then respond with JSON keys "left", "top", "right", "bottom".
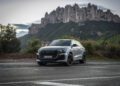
{"left": 36, "top": 53, "right": 67, "bottom": 63}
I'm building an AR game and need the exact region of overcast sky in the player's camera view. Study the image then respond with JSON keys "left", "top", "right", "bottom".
{"left": 0, "top": 0, "right": 120, "bottom": 24}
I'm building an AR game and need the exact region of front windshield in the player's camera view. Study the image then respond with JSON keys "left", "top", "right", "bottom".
{"left": 49, "top": 40, "right": 71, "bottom": 46}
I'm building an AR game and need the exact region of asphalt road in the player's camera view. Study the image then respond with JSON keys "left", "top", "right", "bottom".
{"left": 0, "top": 60, "right": 120, "bottom": 86}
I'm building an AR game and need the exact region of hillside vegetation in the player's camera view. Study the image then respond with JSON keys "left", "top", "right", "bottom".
{"left": 20, "top": 21, "right": 120, "bottom": 47}
{"left": 26, "top": 21, "right": 120, "bottom": 40}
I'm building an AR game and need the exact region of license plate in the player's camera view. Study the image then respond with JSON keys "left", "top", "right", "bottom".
{"left": 44, "top": 56, "right": 52, "bottom": 59}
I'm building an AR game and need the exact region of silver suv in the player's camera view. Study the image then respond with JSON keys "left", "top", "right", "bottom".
{"left": 36, "top": 39, "right": 86, "bottom": 66}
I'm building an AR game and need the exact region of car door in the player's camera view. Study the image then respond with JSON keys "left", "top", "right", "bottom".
{"left": 76, "top": 46, "right": 81, "bottom": 60}
{"left": 77, "top": 42, "right": 85, "bottom": 60}
{"left": 77, "top": 46, "right": 84, "bottom": 60}
{"left": 71, "top": 41, "right": 80, "bottom": 60}
{"left": 74, "top": 40, "right": 84, "bottom": 60}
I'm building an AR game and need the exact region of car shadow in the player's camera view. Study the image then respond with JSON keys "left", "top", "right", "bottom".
{"left": 38, "top": 61, "right": 85, "bottom": 67}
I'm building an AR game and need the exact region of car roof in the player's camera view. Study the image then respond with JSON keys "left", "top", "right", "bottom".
{"left": 54, "top": 39, "right": 74, "bottom": 41}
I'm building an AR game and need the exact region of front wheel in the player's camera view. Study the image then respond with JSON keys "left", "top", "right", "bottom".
{"left": 64, "top": 53, "right": 73, "bottom": 66}
{"left": 37, "top": 62, "right": 47, "bottom": 66}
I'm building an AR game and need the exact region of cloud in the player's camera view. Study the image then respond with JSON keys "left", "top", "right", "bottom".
{"left": 0, "top": 0, "right": 120, "bottom": 24}
{"left": 16, "top": 29, "right": 28, "bottom": 37}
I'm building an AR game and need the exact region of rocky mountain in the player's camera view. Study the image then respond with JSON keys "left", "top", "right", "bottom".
{"left": 29, "top": 3, "right": 120, "bottom": 34}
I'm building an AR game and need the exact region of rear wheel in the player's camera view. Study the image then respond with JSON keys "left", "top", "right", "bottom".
{"left": 79, "top": 53, "right": 86, "bottom": 64}
{"left": 65, "top": 53, "right": 73, "bottom": 66}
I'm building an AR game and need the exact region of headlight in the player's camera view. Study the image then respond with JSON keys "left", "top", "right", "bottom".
{"left": 58, "top": 49, "right": 66, "bottom": 53}
{"left": 38, "top": 48, "right": 42, "bottom": 53}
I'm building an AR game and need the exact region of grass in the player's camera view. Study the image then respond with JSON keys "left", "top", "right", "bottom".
{"left": 87, "top": 55, "right": 120, "bottom": 61}
{"left": 0, "top": 53, "right": 36, "bottom": 60}
{"left": 0, "top": 53, "right": 120, "bottom": 62}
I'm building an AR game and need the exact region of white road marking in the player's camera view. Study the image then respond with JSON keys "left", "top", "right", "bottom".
{"left": 0, "top": 75, "right": 120, "bottom": 84}
{"left": 34, "top": 81, "right": 83, "bottom": 86}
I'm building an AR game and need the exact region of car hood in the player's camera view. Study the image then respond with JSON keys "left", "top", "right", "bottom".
{"left": 38, "top": 46, "right": 70, "bottom": 52}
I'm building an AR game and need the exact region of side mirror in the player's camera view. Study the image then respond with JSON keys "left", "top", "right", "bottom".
{"left": 72, "top": 44, "right": 78, "bottom": 47}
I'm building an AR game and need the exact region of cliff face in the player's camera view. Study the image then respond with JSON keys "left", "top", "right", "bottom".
{"left": 29, "top": 3, "right": 120, "bottom": 34}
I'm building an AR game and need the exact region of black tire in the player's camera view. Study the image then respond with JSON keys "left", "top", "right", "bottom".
{"left": 37, "top": 62, "right": 47, "bottom": 66}
{"left": 65, "top": 53, "right": 73, "bottom": 66}
{"left": 79, "top": 53, "right": 86, "bottom": 64}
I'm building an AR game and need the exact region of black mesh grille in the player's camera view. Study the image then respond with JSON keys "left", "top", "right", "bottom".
{"left": 40, "top": 50, "right": 59, "bottom": 58}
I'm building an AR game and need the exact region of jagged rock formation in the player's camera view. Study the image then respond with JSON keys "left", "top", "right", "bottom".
{"left": 29, "top": 3, "right": 120, "bottom": 34}
{"left": 29, "top": 24, "right": 40, "bottom": 34}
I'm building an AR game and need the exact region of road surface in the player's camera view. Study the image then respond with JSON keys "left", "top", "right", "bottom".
{"left": 0, "top": 60, "right": 120, "bottom": 86}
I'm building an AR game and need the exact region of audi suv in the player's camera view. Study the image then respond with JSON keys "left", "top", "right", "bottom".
{"left": 36, "top": 39, "right": 86, "bottom": 66}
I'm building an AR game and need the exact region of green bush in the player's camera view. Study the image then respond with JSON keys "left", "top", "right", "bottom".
{"left": 0, "top": 24, "right": 21, "bottom": 53}
{"left": 60, "top": 35, "right": 120, "bottom": 58}
{"left": 81, "top": 40, "right": 97, "bottom": 55}
{"left": 25, "top": 38, "right": 41, "bottom": 53}
{"left": 103, "top": 44, "right": 120, "bottom": 58}
{"left": 0, "top": 40, "right": 2, "bottom": 53}
{"left": 1, "top": 38, "right": 20, "bottom": 53}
